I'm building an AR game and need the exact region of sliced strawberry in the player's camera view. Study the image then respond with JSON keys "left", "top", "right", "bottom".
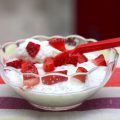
{"left": 23, "top": 76, "right": 40, "bottom": 88}
{"left": 54, "top": 70, "right": 67, "bottom": 75}
{"left": 92, "top": 54, "right": 107, "bottom": 66}
{"left": 66, "top": 37, "right": 76, "bottom": 46}
{"left": 65, "top": 54, "right": 78, "bottom": 66}
{"left": 74, "top": 67, "right": 88, "bottom": 83}
{"left": 21, "top": 61, "right": 38, "bottom": 80}
{"left": 49, "top": 38, "right": 66, "bottom": 52}
{"left": 77, "top": 53, "right": 88, "bottom": 63}
{"left": 77, "top": 67, "right": 88, "bottom": 72}
{"left": 26, "top": 42, "right": 40, "bottom": 58}
{"left": 69, "top": 50, "right": 88, "bottom": 63}
{"left": 21, "top": 61, "right": 40, "bottom": 88}
{"left": 43, "top": 57, "right": 55, "bottom": 72}
{"left": 54, "top": 52, "right": 69, "bottom": 67}
{"left": 64, "top": 50, "right": 87, "bottom": 66}
{"left": 6, "top": 59, "right": 23, "bottom": 69}
{"left": 54, "top": 51, "right": 79, "bottom": 66}
{"left": 21, "top": 61, "right": 38, "bottom": 74}
{"left": 42, "top": 75, "right": 68, "bottom": 85}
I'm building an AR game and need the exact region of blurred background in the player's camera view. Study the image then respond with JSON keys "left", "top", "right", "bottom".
{"left": 0, "top": 0, "right": 120, "bottom": 44}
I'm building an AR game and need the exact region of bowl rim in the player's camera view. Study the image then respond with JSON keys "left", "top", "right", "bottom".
{"left": 0, "top": 35, "right": 119, "bottom": 95}
{"left": 0, "top": 34, "right": 96, "bottom": 50}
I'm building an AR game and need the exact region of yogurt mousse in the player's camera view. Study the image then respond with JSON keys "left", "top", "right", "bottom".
{"left": 3, "top": 37, "right": 109, "bottom": 109}
{"left": 5, "top": 38, "right": 107, "bottom": 92}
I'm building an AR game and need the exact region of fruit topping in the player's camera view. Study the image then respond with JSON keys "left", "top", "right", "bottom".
{"left": 92, "top": 54, "right": 107, "bottom": 66}
{"left": 6, "top": 59, "right": 23, "bottom": 69}
{"left": 65, "top": 54, "right": 78, "bottom": 66}
{"left": 65, "top": 37, "right": 76, "bottom": 46}
{"left": 21, "top": 61, "right": 38, "bottom": 74}
{"left": 26, "top": 42, "right": 40, "bottom": 58}
{"left": 54, "top": 52, "right": 69, "bottom": 67}
{"left": 43, "top": 57, "right": 55, "bottom": 72}
{"left": 42, "top": 75, "right": 68, "bottom": 85}
{"left": 49, "top": 38, "right": 66, "bottom": 52}
{"left": 21, "top": 61, "right": 40, "bottom": 88}
{"left": 77, "top": 53, "right": 88, "bottom": 63}
{"left": 77, "top": 67, "right": 88, "bottom": 73}
{"left": 54, "top": 50, "right": 87, "bottom": 67}
{"left": 74, "top": 67, "right": 88, "bottom": 82}
{"left": 69, "top": 49, "right": 88, "bottom": 63}
{"left": 23, "top": 75, "right": 40, "bottom": 89}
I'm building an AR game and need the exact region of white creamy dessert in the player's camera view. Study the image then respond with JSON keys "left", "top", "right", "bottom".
{"left": 5, "top": 38, "right": 107, "bottom": 92}
{"left": 3, "top": 37, "right": 109, "bottom": 108}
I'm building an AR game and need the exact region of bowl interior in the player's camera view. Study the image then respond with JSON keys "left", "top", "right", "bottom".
{"left": 0, "top": 35, "right": 119, "bottom": 111}
{"left": 0, "top": 35, "right": 118, "bottom": 94}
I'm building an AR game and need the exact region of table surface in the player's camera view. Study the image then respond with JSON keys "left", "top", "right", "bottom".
{"left": 1, "top": 50, "right": 120, "bottom": 120}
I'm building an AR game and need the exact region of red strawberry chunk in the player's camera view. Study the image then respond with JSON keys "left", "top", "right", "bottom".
{"left": 92, "top": 54, "right": 107, "bottom": 66}
{"left": 43, "top": 57, "right": 55, "bottom": 72}
{"left": 66, "top": 37, "right": 76, "bottom": 46}
{"left": 65, "top": 54, "right": 78, "bottom": 66}
{"left": 54, "top": 52, "right": 69, "bottom": 67}
{"left": 21, "top": 61, "right": 38, "bottom": 74}
{"left": 49, "top": 38, "right": 66, "bottom": 52}
{"left": 6, "top": 59, "right": 23, "bottom": 69}
{"left": 54, "top": 51, "right": 81, "bottom": 67}
{"left": 21, "top": 61, "right": 40, "bottom": 88}
{"left": 42, "top": 75, "right": 68, "bottom": 85}
{"left": 77, "top": 67, "right": 88, "bottom": 72}
{"left": 54, "top": 70, "right": 67, "bottom": 75}
{"left": 26, "top": 42, "right": 40, "bottom": 58}
{"left": 69, "top": 50, "right": 88, "bottom": 63}
{"left": 77, "top": 53, "right": 88, "bottom": 63}
{"left": 74, "top": 67, "right": 88, "bottom": 83}
{"left": 23, "top": 76, "right": 40, "bottom": 88}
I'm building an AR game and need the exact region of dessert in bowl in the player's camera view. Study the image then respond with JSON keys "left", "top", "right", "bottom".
{"left": 0, "top": 35, "right": 118, "bottom": 111}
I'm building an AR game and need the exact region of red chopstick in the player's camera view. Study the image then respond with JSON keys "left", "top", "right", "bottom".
{"left": 73, "top": 37, "right": 120, "bottom": 53}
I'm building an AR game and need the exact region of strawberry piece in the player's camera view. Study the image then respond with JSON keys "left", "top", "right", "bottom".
{"left": 6, "top": 59, "right": 23, "bottom": 69}
{"left": 21, "top": 61, "right": 40, "bottom": 88}
{"left": 77, "top": 53, "right": 88, "bottom": 63}
{"left": 54, "top": 52, "right": 69, "bottom": 67}
{"left": 77, "top": 67, "right": 88, "bottom": 72}
{"left": 21, "top": 61, "right": 38, "bottom": 80}
{"left": 49, "top": 38, "right": 66, "bottom": 52}
{"left": 53, "top": 50, "right": 87, "bottom": 67}
{"left": 21, "top": 61, "right": 38, "bottom": 74}
{"left": 66, "top": 37, "right": 76, "bottom": 46}
{"left": 74, "top": 67, "right": 88, "bottom": 82}
{"left": 43, "top": 57, "right": 55, "bottom": 72}
{"left": 65, "top": 54, "right": 78, "bottom": 66}
{"left": 23, "top": 76, "right": 40, "bottom": 88}
{"left": 69, "top": 50, "right": 88, "bottom": 63}
{"left": 26, "top": 42, "right": 40, "bottom": 58}
{"left": 92, "top": 54, "right": 107, "bottom": 66}
{"left": 54, "top": 51, "right": 79, "bottom": 67}
{"left": 42, "top": 75, "right": 68, "bottom": 85}
{"left": 54, "top": 70, "right": 67, "bottom": 75}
